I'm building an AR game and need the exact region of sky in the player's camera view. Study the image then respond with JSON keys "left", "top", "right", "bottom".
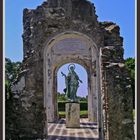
{"left": 5, "top": 0, "right": 135, "bottom": 97}
{"left": 5, "top": 0, "right": 135, "bottom": 62}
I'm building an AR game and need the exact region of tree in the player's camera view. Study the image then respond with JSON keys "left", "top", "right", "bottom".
{"left": 5, "top": 58, "right": 22, "bottom": 99}
{"left": 5, "top": 58, "right": 22, "bottom": 82}
{"left": 57, "top": 92, "right": 88, "bottom": 102}
{"left": 57, "top": 92, "right": 67, "bottom": 101}
{"left": 125, "top": 58, "right": 135, "bottom": 79}
{"left": 5, "top": 58, "right": 23, "bottom": 139}
{"left": 77, "top": 96, "right": 87, "bottom": 102}
{"left": 125, "top": 57, "right": 135, "bottom": 108}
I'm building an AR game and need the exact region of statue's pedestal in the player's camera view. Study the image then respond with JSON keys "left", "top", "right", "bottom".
{"left": 65, "top": 102, "right": 80, "bottom": 128}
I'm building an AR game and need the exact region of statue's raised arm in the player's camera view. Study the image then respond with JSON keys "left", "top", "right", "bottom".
{"left": 61, "top": 72, "right": 66, "bottom": 77}
{"left": 79, "top": 79, "right": 83, "bottom": 83}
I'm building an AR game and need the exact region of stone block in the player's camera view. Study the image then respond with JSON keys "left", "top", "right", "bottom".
{"left": 65, "top": 102, "right": 80, "bottom": 128}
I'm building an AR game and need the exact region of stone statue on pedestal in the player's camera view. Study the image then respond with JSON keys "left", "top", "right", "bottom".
{"left": 61, "top": 64, "right": 82, "bottom": 102}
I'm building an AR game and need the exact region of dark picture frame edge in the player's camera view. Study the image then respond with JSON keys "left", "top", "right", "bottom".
{"left": 0, "top": 0, "right": 3, "bottom": 139}
{"left": 137, "top": 0, "right": 140, "bottom": 139}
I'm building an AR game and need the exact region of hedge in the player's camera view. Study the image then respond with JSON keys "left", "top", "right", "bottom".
{"left": 59, "top": 110, "right": 88, "bottom": 118}
{"left": 58, "top": 101, "right": 88, "bottom": 111}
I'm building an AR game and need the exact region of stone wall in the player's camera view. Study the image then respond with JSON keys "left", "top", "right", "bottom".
{"left": 100, "top": 22, "right": 134, "bottom": 140}
{"left": 10, "top": 0, "right": 102, "bottom": 139}
{"left": 6, "top": 67, "right": 46, "bottom": 139}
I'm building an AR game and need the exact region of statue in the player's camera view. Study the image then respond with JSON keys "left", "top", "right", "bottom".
{"left": 61, "top": 64, "right": 82, "bottom": 102}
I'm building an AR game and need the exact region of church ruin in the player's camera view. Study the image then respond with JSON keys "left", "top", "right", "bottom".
{"left": 10, "top": 0, "right": 134, "bottom": 139}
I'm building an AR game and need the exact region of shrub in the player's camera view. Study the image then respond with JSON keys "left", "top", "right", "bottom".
{"left": 58, "top": 101, "right": 88, "bottom": 111}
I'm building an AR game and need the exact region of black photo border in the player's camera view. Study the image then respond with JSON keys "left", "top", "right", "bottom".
{"left": 0, "top": 0, "right": 3, "bottom": 139}
{"left": 137, "top": 0, "right": 140, "bottom": 139}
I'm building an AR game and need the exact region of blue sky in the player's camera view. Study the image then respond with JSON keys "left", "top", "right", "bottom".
{"left": 5, "top": 0, "right": 135, "bottom": 97}
{"left": 5, "top": 0, "right": 135, "bottom": 62}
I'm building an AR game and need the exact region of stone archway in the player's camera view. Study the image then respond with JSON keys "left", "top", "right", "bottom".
{"left": 55, "top": 62, "right": 90, "bottom": 121}
{"left": 43, "top": 31, "right": 101, "bottom": 126}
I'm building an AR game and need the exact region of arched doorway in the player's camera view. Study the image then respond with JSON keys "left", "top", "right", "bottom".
{"left": 17, "top": 0, "right": 134, "bottom": 139}
{"left": 57, "top": 63, "right": 88, "bottom": 120}
{"left": 43, "top": 31, "right": 102, "bottom": 136}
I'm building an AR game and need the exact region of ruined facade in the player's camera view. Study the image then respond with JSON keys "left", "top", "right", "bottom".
{"left": 9, "top": 0, "right": 134, "bottom": 139}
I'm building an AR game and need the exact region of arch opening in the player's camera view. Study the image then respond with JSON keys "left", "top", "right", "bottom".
{"left": 57, "top": 63, "right": 88, "bottom": 119}
{"left": 43, "top": 31, "right": 101, "bottom": 138}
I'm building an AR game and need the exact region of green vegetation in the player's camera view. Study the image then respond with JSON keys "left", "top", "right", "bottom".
{"left": 5, "top": 58, "right": 23, "bottom": 139}
{"left": 125, "top": 58, "right": 135, "bottom": 79}
{"left": 59, "top": 110, "right": 88, "bottom": 118}
{"left": 5, "top": 58, "right": 22, "bottom": 82}
{"left": 57, "top": 93, "right": 88, "bottom": 118}
{"left": 5, "top": 58, "right": 22, "bottom": 100}
{"left": 125, "top": 57, "right": 135, "bottom": 108}
{"left": 57, "top": 92, "right": 88, "bottom": 102}
{"left": 80, "top": 110, "right": 88, "bottom": 116}
{"left": 58, "top": 101, "right": 87, "bottom": 111}
{"left": 57, "top": 92, "right": 67, "bottom": 101}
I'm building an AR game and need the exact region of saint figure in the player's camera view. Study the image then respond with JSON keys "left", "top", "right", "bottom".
{"left": 61, "top": 64, "right": 82, "bottom": 102}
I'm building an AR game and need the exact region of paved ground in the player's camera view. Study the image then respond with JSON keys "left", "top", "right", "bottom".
{"left": 48, "top": 118, "right": 99, "bottom": 140}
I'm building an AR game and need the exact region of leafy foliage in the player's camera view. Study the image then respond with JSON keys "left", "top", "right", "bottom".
{"left": 5, "top": 58, "right": 24, "bottom": 139}
{"left": 5, "top": 58, "right": 22, "bottom": 100}
{"left": 57, "top": 92, "right": 67, "bottom": 101}
{"left": 57, "top": 92, "right": 88, "bottom": 102}
{"left": 125, "top": 57, "right": 135, "bottom": 79}
{"left": 125, "top": 57, "right": 135, "bottom": 108}
{"left": 59, "top": 110, "right": 88, "bottom": 118}
{"left": 58, "top": 101, "right": 87, "bottom": 112}
{"left": 5, "top": 58, "right": 22, "bottom": 82}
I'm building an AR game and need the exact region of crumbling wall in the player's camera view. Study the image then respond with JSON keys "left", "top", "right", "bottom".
{"left": 100, "top": 22, "right": 134, "bottom": 140}
{"left": 14, "top": 0, "right": 103, "bottom": 139}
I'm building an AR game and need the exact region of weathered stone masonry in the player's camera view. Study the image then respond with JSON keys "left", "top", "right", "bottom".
{"left": 9, "top": 0, "right": 134, "bottom": 140}
{"left": 100, "top": 22, "right": 134, "bottom": 140}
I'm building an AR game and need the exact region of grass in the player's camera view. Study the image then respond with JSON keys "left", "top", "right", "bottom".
{"left": 59, "top": 110, "right": 88, "bottom": 118}
{"left": 80, "top": 110, "right": 88, "bottom": 116}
